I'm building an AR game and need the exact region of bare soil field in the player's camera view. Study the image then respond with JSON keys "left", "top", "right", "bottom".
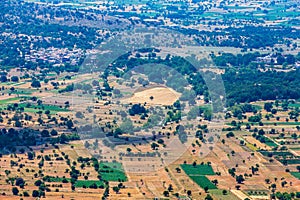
{"left": 123, "top": 86, "right": 181, "bottom": 106}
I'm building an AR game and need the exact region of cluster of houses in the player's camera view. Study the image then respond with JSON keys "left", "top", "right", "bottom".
{"left": 256, "top": 54, "right": 278, "bottom": 64}
{"left": 256, "top": 53, "right": 300, "bottom": 68}
{"left": 1, "top": 31, "right": 85, "bottom": 67}
{"left": 24, "top": 47, "right": 84, "bottom": 67}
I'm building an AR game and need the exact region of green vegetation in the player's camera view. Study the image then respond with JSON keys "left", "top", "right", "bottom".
{"left": 223, "top": 68, "right": 300, "bottom": 105}
{"left": 75, "top": 180, "right": 104, "bottom": 188}
{"left": 259, "top": 151, "right": 294, "bottom": 157}
{"left": 2, "top": 103, "right": 69, "bottom": 114}
{"left": 210, "top": 189, "right": 240, "bottom": 200}
{"left": 43, "top": 176, "right": 104, "bottom": 188}
{"left": 99, "top": 162, "right": 127, "bottom": 182}
{"left": 0, "top": 97, "right": 21, "bottom": 105}
{"left": 290, "top": 147, "right": 300, "bottom": 150}
{"left": 181, "top": 164, "right": 216, "bottom": 189}
{"left": 189, "top": 175, "right": 217, "bottom": 189}
{"left": 44, "top": 176, "right": 66, "bottom": 182}
{"left": 21, "top": 103, "right": 69, "bottom": 113}
{"left": 10, "top": 88, "right": 33, "bottom": 95}
{"left": 289, "top": 103, "right": 300, "bottom": 108}
{"left": 279, "top": 159, "right": 300, "bottom": 165}
{"left": 180, "top": 164, "right": 215, "bottom": 175}
{"left": 253, "top": 134, "right": 278, "bottom": 148}
{"left": 264, "top": 138, "right": 278, "bottom": 147}
{"left": 252, "top": 122, "right": 300, "bottom": 126}
{"left": 291, "top": 172, "right": 300, "bottom": 180}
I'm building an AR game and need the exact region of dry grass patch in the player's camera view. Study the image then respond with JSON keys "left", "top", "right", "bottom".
{"left": 123, "top": 86, "right": 180, "bottom": 106}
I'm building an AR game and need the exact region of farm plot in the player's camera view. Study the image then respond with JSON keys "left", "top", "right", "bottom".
{"left": 180, "top": 164, "right": 215, "bottom": 176}
{"left": 43, "top": 176, "right": 105, "bottom": 188}
{"left": 210, "top": 189, "right": 240, "bottom": 200}
{"left": 0, "top": 97, "right": 21, "bottom": 105}
{"left": 188, "top": 175, "right": 217, "bottom": 189}
{"left": 18, "top": 103, "right": 69, "bottom": 114}
{"left": 291, "top": 172, "right": 300, "bottom": 180}
{"left": 75, "top": 180, "right": 105, "bottom": 188}
{"left": 181, "top": 164, "right": 217, "bottom": 189}
{"left": 259, "top": 151, "right": 294, "bottom": 157}
{"left": 254, "top": 135, "right": 278, "bottom": 148}
{"left": 99, "top": 162, "right": 127, "bottom": 182}
{"left": 278, "top": 158, "right": 300, "bottom": 165}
